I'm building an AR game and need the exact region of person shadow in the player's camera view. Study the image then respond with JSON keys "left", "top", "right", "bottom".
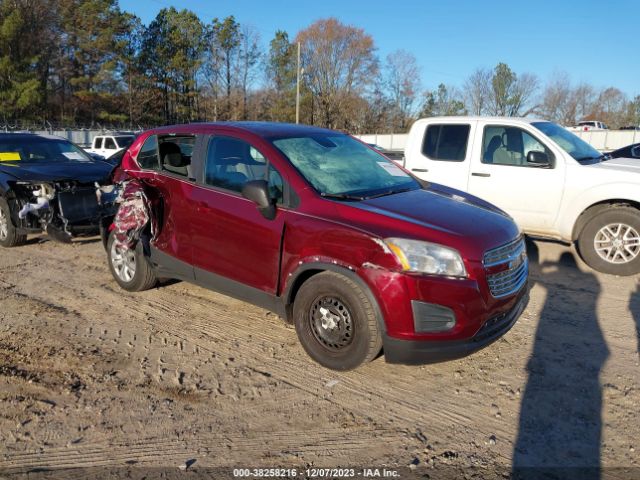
{"left": 512, "top": 241, "right": 609, "bottom": 480}
{"left": 630, "top": 283, "right": 640, "bottom": 360}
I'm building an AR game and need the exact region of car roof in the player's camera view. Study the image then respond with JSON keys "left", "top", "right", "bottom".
{"left": 413, "top": 116, "right": 547, "bottom": 125}
{"left": 147, "top": 121, "right": 341, "bottom": 138}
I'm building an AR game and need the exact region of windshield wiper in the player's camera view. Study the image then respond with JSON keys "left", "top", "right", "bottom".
{"left": 363, "top": 187, "right": 415, "bottom": 199}
{"left": 320, "top": 192, "right": 365, "bottom": 201}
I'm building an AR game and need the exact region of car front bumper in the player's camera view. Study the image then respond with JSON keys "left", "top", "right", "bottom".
{"left": 382, "top": 287, "right": 529, "bottom": 364}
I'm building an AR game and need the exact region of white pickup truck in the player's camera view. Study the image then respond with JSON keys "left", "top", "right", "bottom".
{"left": 85, "top": 134, "right": 135, "bottom": 158}
{"left": 404, "top": 116, "right": 640, "bottom": 275}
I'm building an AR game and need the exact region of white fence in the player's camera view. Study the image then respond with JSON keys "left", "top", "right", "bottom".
{"left": 357, "top": 129, "right": 640, "bottom": 153}
{"left": 11, "top": 127, "right": 640, "bottom": 153}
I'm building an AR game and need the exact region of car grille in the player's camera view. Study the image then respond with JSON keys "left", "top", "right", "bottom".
{"left": 484, "top": 236, "right": 528, "bottom": 298}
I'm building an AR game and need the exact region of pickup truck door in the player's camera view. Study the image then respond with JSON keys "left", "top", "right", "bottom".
{"left": 103, "top": 137, "right": 117, "bottom": 156}
{"left": 92, "top": 137, "right": 103, "bottom": 154}
{"left": 466, "top": 121, "right": 565, "bottom": 232}
{"left": 405, "top": 121, "right": 475, "bottom": 191}
{"left": 188, "top": 134, "right": 286, "bottom": 295}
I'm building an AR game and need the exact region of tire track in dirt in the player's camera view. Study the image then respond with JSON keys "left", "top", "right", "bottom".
{"left": 1, "top": 239, "right": 639, "bottom": 472}
{"left": 0, "top": 242, "right": 520, "bottom": 466}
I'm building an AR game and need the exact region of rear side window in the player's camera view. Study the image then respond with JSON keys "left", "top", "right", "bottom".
{"left": 137, "top": 135, "right": 160, "bottom": 170}
{"left": 159, "top": 136, "right": 195, "bottom": 177}
{"left": 421, "top": 124, "right": 470, "bottom": 162}
{"left": 94, "top": 137, "right": 103, "bottom": 149}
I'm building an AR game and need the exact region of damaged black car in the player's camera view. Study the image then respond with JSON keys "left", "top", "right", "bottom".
{"left": 0, "top": 133, "right": 116, "bottom": 247}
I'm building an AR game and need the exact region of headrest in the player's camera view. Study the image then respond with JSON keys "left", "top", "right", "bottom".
{"left": 166, "top": 152, "right": 188, "bottom": 167}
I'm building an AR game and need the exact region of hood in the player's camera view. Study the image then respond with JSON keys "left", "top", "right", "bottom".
{"left": 0, "top": 161, "right": 114, "bottom": 184}
{"left": 337, "top": 186, "right": 520, "bottom": 258}
{"left": 594, "top": 157, "right": 640, "bottom": 174}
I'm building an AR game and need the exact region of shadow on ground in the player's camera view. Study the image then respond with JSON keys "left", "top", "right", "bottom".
{"left": 512, "top": 240, "right": 609, "bottom": 479}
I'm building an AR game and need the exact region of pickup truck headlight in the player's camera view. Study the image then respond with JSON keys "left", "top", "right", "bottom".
{"left": 385, "top": 238, "right": 467, "bottom": 277}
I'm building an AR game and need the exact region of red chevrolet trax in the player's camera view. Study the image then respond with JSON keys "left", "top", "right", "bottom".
{"left": 103, "top": 123, "right": 529, "bottom": 370}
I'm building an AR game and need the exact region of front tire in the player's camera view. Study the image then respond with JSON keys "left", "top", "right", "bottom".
{"left": 577, "top": 206, "right": 640, "bottom": 276}
{"left": 107, "top": 231, "right": 157, "bottom": 291}
{"left": 293, "top": 271, "right": 382, "bottom": 370}
{"left": 0, "top": 196, "right": 27, "bottom": 248}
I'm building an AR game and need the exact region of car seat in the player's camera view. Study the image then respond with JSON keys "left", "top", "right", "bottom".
{"left": 160, "top": 142, "right": 190, "bottom": 176}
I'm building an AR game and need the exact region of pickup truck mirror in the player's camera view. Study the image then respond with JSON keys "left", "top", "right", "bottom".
{"left": 526, "top": 151, "right": 551, "bottom": 167}
{"left": 242, "top": 180, "right": 276, "bottom": 220}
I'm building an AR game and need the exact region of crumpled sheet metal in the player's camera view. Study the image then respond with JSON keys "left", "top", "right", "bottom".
{"left": 18, "top": 197, "right": 49, "bottom": 219}
{"left": 112, "top": 180, "right": 155, "bottom": 249}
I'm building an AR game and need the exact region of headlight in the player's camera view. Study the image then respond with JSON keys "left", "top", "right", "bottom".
{"left": 385, "top": 237, "right": 467, "bottom": 277}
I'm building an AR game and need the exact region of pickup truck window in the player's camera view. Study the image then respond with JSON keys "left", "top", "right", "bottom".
{"left": 421, "top": 124, "right": 469, "bottom": 162}
{"left": 104, "top": 137, "right": 116, "bottom": 150}
{"left": 94, "top": 137, "right": 103, "bottom": 149}
{"left": 482, "top": 126, "right": 553, "bottom": 167}
{"left": 532, "top": 121, "right": 603, "bottom": 164}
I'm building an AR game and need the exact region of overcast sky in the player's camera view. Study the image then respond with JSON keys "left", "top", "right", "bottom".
{"left": 120, "top": 0, "right": 640, "bottom": 97}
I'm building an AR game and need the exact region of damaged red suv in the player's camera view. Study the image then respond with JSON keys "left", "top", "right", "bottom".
{"left": 104, "top": 123, "right": 529, "bottom": 370}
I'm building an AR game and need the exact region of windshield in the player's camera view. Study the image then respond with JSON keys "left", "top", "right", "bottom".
{"left": 0, "top": 136, "right": 94, "bottom": 164}
{"left": 271, "top": 133, "right": 419, "bottom": 199}
{"left": 532, "top": 121, "right": 603, "bottom": 164}
{"left": 115, "top": 136, "right": 135, "bottom": 148}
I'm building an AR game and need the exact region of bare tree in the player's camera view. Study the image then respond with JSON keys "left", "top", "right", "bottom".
{"left": 463, "top": 67, "right": 491, "bottom": 115}
{"left": 237, "top": 25, "right": 261, "bottom": 120}
{"left": 384, "top": 49, "right": 421, "bottom": 130}
{"left": 510, "top": 72, "right": 539, "bottom": 116}
{"left": 589, "top": 87, "right": 628, "bottom": 128}
{"left": 541, "top": 71, "right": 573, "bottom": 124}
{"left": 295, "top": 17, "right": 378, "bottom": 129}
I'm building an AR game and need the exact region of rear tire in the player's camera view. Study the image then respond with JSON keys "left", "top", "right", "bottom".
{"left": 107, "top": 231, "right": 157, "bottom": 291}
{"left": 293, "top": 271, "right": 382, "bottom": 370}
{"left": 577, "top": 206, "right": 640, "bottom": 276}
{"left": 0, "top": 196, "right": 27, "bottom": 248}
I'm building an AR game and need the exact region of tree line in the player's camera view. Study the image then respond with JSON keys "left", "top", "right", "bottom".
{"left": 1, "top": 0, "right": 639, "bottom": 132}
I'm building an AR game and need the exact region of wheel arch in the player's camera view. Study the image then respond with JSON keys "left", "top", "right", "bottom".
{"left": 282, "top": 262, "right": 387, "bottom": 333}
{"left": 572, "top": 199, "right": 640, "bottom": 242}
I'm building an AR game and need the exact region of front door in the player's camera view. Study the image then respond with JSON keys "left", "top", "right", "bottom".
{"left": 189, "top": 134, "right": 286, "bottom": 294}
{"left": 467, "top": 122, "right": 565, "bottom": 232}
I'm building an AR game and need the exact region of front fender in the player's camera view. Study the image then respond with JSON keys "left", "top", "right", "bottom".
{"left": 282, "top": 261, "right": 388, "bottom": 333}
{"left": 558, "top": 183, "right": 640, "bottom": 240}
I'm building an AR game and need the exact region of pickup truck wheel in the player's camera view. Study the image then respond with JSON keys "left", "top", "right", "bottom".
{"left": 293, "top": 271, "right": 382, "bottom": 370}
{"left": 107, "top": 231, "right": 157, "bottom": 291}
{"left": 0, "top": 197, "right": 27, "bottom": 248}
{"left": 578, "top": 207, "right": 640, "bottom": 276}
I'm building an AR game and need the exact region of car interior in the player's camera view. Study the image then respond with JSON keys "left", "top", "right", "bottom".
{"left": 159, "top": 137, "right": 194, "bottom": 177}
{"left": 205, "top": 137, "right": 266, "bottom": 192}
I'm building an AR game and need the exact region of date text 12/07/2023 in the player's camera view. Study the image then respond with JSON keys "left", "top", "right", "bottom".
{"left": 232, "top": 467, "right": 401, "bottom": 478}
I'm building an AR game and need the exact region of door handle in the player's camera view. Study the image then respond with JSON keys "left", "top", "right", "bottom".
{"left": 471, "top": 172, "right": 491, "bottom": 177}
{"left": 411, "top": 168, "right": 429, "bottom": 172}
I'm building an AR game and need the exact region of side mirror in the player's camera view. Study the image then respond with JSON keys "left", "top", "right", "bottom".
{"left": 242, "top": 180, "right": 276, "bottom": 220}
{"left": 526, "top": 151, "right": 551, "bottom": 168}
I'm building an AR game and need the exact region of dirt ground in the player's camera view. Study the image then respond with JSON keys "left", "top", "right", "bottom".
{"left": 0, "top": 236, "right": 638, "bottom": 479}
